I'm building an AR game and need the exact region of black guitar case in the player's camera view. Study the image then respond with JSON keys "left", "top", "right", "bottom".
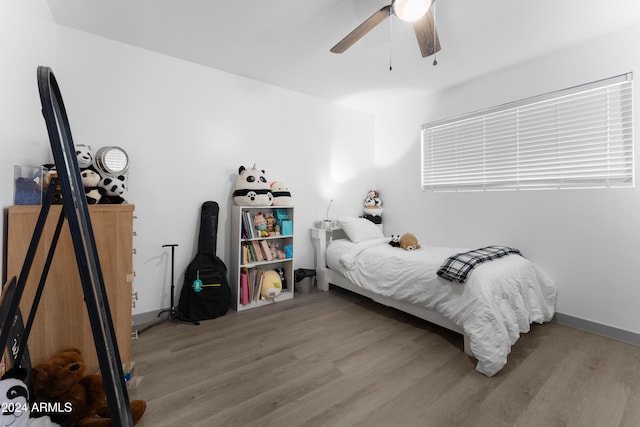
{"left": 178, "top": 201, "right": 231, "bottom": 321}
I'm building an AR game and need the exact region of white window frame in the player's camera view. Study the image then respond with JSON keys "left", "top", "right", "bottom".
{"left": 421, "top": 73, "right": 634, "bottom": 192}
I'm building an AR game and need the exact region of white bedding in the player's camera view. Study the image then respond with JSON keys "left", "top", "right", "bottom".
{"left": 326, "top": 238, "right": 557, "bottom": 376}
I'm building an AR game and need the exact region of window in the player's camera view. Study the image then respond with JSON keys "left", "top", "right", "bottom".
{"left": 421, "top": 73, "right": 634, "bottom": 191}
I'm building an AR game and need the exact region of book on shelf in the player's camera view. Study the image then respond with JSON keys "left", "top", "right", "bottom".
{"left": 260, "top": 240, "right": 273, "bottom": 261}
{"left": 241, "top": 245, "right": 249, "bottom": 265}
{"left": 247, "top": 268, "right": 256, "bottom": 302}
{"left": 242, "top": 211, "right": 255, "bottom": 239}
{"left": 240, "top": 268, "right": 249, "bottom": 305}
{"left": 251, "top": 241, "right": 264, "bottom": 261}
{"left": 254, "top": 269, "right": 264, "bottom": 302}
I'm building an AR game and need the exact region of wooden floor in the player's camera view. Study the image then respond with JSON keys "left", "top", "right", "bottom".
{"left": 131, "top": 287, "right": 640, "bottom": 427}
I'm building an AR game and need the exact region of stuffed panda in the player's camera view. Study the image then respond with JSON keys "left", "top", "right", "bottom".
{"left": 0, "top": 367, "right": 61, "bottom": 427}
{"left": 233, "top": 164, "right": 273, "bottom": 206}
{"left": 99, "top": 175, "right": 127, "bottom": 204}
{"left": 80, "top": 169, "right": 104, "bottom": 204}
{"left": 363, "top": 190, "right": 382, "bottom": 216}
{"left": 75, "top": 144, "right": 93, "bottom": 169}
{"left": 363, "top": 190, "right": 383, "bottom": 225}
{"left": 270, "top": 181, "right": 292, "bottom": 206}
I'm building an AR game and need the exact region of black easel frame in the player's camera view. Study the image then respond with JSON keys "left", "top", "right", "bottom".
{"left": 0, "top": 66, "right": 133, "bottom": 425}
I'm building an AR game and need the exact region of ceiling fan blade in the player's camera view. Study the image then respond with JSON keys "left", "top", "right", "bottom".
{"left": 413, "top": 8, "right": 441, "bottom": 58}
{"left": 330, "top": 5, "right": 392, "bottom": 54}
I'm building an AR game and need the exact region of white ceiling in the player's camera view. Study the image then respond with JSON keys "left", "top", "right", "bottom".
{"left": 46, "top": 0, "right": 640, "bottom": 112}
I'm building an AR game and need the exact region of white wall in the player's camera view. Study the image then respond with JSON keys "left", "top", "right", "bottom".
{"left": 1, "top": 3, "right": 375, "bottom": 317}
{"left": 375, "top": 24, "right": 640, "bottom": 335}
{"left": 0, "top": 0, "right": 57, "bottom": 284}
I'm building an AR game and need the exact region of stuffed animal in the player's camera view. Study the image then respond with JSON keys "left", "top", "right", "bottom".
{"left": 98, "top": 175, "right": 127, "bottom": 204}
{"left": 80, "top": 169, "right": 104, "bottom": 204}
{"left": 399, "top": 233, "right": 421, "bottom": 251}
{"left": 270, "top": 181, "right": 291, "bottom": 206}
{"left": 29, "top": 348, "right": 146, "bottom": 427}
{"left": 41, "top": 164, "right": 63, "bottom": 205}
{"left": 253, "top": 212, "right": 269, "bottom": 237}
{"left": 233, "top": 164, "right": 273, "bottom": 206}
{"left": 273, "top": 267, "right": 287, "bottom": 290}
{"left": 389, "top": 234, "right": 400, "bottom": 248}
{"left": 265, "top": 214, "right": 277, "bottom": 236}
{"left": 75, "top": 144, "right": 94, "bottom": 170}
{"left": 269, "top": 241, "right": 285, "bottom": 260}
{"left": 0, "top": 367, "right": 61, "bottom": 427}
{"left": 260, "top": 270, "right": 282, "bottom": 300}
{"left": 363, "top": 190, "right": 382, "bottom": 224}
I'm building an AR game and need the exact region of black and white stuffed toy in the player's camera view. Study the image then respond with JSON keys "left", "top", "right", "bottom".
{"left": 75, "top": 144, "right": 93, "bottom": 170}
{"left": 74, "top": 144, "right": 128, "bottom": 205}
{"left": 363, "top": 190, "right": 383, "bottom": 224}
{"left": 76, "top": 144, "right": 105, "bottom": 205}
{"left": 233, "top": 164, "right": 273, "bottom": 206}
{"left": 80, "top": 169, "right": 104, "bottom": 204}
{"left": 389, "top": 234, "right": 400, "bottom": 248}
{"left": 99, "top": 175, "right": 127, "bottom": 204}
{"left": 0, "top": 367, "right": 61, "bottom": 427}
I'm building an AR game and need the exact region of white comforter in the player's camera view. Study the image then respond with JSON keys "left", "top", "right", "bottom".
{"left": 327, "top": 238, "right": 557, "bottom": 376}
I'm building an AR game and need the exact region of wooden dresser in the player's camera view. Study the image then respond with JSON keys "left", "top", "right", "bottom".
{"left": 5, "top": 204, "right": 134, "bottom": 374}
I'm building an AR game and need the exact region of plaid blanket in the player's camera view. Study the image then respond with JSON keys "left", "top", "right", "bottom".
{"left": 437, "top": 246, "right": 522, "bottom": 284}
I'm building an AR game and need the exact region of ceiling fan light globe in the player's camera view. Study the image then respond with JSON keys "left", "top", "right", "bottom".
{"left": 393, "top": 0, "right": 432, "bottom": 22}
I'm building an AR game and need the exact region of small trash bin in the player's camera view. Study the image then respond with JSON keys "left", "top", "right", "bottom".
{"left": 294, "top": 268, "right": 316, "bottom": 294}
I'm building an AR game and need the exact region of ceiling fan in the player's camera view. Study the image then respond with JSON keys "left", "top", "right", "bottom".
{"left": 330, "top": 0, "right": 441, "bottom": 58}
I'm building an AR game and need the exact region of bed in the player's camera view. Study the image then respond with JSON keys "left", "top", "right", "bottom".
{"left": 310, "top": 217, "right": 557, "bottom": 377}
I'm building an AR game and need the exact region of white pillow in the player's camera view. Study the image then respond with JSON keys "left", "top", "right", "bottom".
{"left": 338, "top": 217, "right": 384, "bottom": 243}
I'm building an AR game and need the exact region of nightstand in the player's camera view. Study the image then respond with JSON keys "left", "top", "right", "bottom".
{"left": 310, "top": 227, "right": 339, "bottom": 291}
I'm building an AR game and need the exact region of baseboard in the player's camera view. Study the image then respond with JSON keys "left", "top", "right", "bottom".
{"left": 554, "top": 313, "right": 640, "bottom": 346}
{"left": 132, "top": 309, "right": 163, "bottom": 330}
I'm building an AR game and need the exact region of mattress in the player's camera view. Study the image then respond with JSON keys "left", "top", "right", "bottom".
{"left": 326, "top": 237, "right": 557, "bottom": 376}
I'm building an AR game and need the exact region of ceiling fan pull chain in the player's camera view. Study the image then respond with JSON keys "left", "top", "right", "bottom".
{"left": 432, "top": 0, "right": 438, "bottom": 66}
{"left": 389, "top": 7, "right": 393, "bottom": 71}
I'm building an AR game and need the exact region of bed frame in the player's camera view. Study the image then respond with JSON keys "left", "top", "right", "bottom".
{"left": 310, "top": 227, "right": 472, "bottom": 355}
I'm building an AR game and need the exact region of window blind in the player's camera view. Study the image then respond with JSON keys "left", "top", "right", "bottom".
{"left": 421, "top": 73, "right": 634, "bottom": 191}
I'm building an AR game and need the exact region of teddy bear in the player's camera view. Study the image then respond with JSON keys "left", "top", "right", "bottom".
{"left": 29, "top": 348, "right": 146, "bottom": 427}
{"left": 41, "top": 164, "right": 63, "bottom": 205}
{"left": 264, "top": 213, "right": 278, "bottom": 236}
{"left": 399, "top": 233, "right": 421, "bottom": 251}
{"left": 270, "top": 181, "right": 291, "bottom": 206}
{"left": 0, "top": 367, "right": 61, "bottom": 427}
{"left": 233, "top": 164, "right": 273, "bottom": 206}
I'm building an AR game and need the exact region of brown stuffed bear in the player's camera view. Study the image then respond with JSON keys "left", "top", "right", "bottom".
{"left": 399, "top": 233, "right": 421, "bottom": 251}
{"left": 30, "top": 348, "right": 146, "bottom": 427}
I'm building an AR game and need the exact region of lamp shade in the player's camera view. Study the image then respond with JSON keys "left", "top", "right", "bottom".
{"left": 393, "top": 0, "right": 432, "bottom": 22}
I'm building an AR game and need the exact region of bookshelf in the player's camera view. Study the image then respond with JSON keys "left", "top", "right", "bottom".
{"left": 230, "top": 205, "right": 294, "bottom": 311}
